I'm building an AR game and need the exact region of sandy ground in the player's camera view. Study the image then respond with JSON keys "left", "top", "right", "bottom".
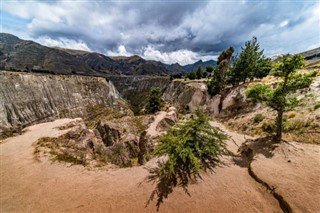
{"left": 251, "top": 142, "right": 320, "bottom": 213}
{"left": 0, "top": 118, "right": 318, "bottom": 213}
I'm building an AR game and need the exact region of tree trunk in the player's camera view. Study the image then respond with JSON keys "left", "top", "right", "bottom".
{"left": 275, "top": 109, "right": 283, "bottom": 143}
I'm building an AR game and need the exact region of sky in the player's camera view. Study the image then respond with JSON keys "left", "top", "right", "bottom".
{"left": 1, "top": 0, "right": 319, "bottom": 65}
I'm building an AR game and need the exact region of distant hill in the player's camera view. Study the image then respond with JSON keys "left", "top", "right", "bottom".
{"left": 163, "top": 63, "right": 187, "bottom": 75}
{"left": 0, "top": 33, "right": 96, "bottom": 75}
{"left": 298, "top": 47, "right": 320, "bottom": 69}
{"left": 0, "top": 33, "right": 190, "bottom": 76}
{"left": 299, "top": 47, "right": 320, "bottom": 60}
{"left": 110, "top": 55, "right": 170, "bottom": 75}
{"left": 271, "top": 47, "right": 320, "bottom": 68}
{"left": 182, "top": 60, "right": 217, "bottom": 72}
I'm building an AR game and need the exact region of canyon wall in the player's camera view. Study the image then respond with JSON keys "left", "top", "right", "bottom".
{"left": 0, "top": 72, "right": 248, "bottom": 138}
{"left": 108, "top": 75, "right": 222, "bottom": 115}
{"left": 0, "top": 71, "right": 120, "bottom": 137}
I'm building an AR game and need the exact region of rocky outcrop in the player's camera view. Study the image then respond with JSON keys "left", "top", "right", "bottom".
{"left": 93, "top": 114, "right": 154, "bottom": 163}
{"left": 108, "top": 75, "right": 214, "bottom": 114}
{"left": 95, "top": 121, "right": 121, "bottom": 147}
{"left": 107, "top": 75, "right": 171, "bottom": 113}
{"left": 156, "top": 107, "right": 178, "bottom": 132}
{"left": 145, "top": 107, "right": 178, "bottom": 139}
{"left": 0, "top": 71, "right": 120, "bottom": 138}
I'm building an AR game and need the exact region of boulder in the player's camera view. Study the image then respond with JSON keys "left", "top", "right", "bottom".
{"left": 156, "top": 107, "right": 178, "bottom": 132}
{"left": 121, "top": 133, "right": 139, "bottom": 158}
{"left": 95, "top": 121, "right": 121, "bottom": 147}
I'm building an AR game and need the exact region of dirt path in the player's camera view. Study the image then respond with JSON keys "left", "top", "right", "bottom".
{"left": 0, "top": 118, "right": 318, "bottom": 213}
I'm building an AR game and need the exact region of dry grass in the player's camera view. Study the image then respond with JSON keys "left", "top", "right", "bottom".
{"left": 85, "top": 103, "right": 132, "bottom": 129}
{"left": 224, "top": 109, "right": 320, "bottom": 144}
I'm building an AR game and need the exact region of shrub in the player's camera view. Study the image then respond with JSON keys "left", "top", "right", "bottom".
{"left": 283, "top": 118, "right": 313, "bottom": 133}
{"left": 196, "top": 66, "right": 203, "bottom": 79}
{"left": 254, "top": 114, "right": 265, "bottom": 123}
{"left": 53, "top": 152, "right": 85, "bottom": 165}
{"left": 242, "top": 124, "right": 249, "bottom": 131}
{"left": 107, "top": 143, "right": 132, "bottom": 167}
{"left": 187, "top": 71, "right": 197, "bottom": 80}
{"left": 146, "top": 110, "right": 228, "bottom": 209}
{"left": 261, "top": 122, "right": 275, "bottom": 134}
{"left": 145, "top": 87, "right": 164, "bottom": 114}
{"left": 287, "top": 111, "right": 296, "bottom": 119}
{"left": 314, "top": 102, "right": 320, "bottom": 110}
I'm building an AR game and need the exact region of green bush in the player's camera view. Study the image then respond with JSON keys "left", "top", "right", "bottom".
{"left": 187, "top": 71, "right": 197, "bottom": 80}
{"left": 254, "top": 114, "right": 265, "bottom": 123}
{"left": 314, "top": 102, "right": 320, "bottom": 110}
{"left": 261, "top": 122, "right": 275, "bottom": 134}
{"left": 242, "top": 124, "right": 249, "bottom": 131}
{"left": 53, "top": 152, "right": 85, "bottom": 165}
{"left": 146, "top": 110, "right": 228, "bottom": 209}
{"left": 145, "top": 87, "right": 164, "bottom": 114}
{"left": 196, "top": 66, "right": 203, "bottom": 79}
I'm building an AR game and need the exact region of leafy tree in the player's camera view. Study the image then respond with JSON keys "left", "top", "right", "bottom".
{"left": 145, "top": 87, "right": 164, "bottom": 114}
{"left": 208, "top": 47, "right": 234, "bottom": 95}
{"left": 206, "top": 65, "right": 214, "bottom": 73}
{"left": 146, "top": 110, "right": 228, "bottom": 209}
{"left": 228, "top": 37, "right": 271, "bottom": 86}
{"left": 246, "top": 54, "right": 315, "bottom": 142}
{"left": 187, "top": 71, "right": 197, "bottom": 80}
{"left": 196, "top": 66, "right": 203, "bottom": 79}
{"left": 203, "top": 71, "right": 208, "bottom": 78}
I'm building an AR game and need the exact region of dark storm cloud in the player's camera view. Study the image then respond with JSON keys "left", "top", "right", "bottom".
{"left": 2, "top": 0, "right": 319, "bottom": 64}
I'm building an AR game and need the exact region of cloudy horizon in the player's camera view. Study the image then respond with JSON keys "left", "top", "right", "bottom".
{"left": 1, "top": 0, "right": 319, "bottom": 65}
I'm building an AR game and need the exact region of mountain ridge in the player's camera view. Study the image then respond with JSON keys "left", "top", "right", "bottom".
{"left": 1, "top": 33, "right": 318, "bottom": 76}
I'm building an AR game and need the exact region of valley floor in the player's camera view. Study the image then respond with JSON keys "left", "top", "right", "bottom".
{"left": 0, "top": 119, "right": 319, "bottom": 213}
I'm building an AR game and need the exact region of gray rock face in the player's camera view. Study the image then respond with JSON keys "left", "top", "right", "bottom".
{"left": 107, "top": 75, "right": 171, "bottom": 113}
{"left": 108, "top": 75, "right": 210, "bottom": 113}
{"left": 0, "top": 71, "right": 119, "bottom": 137}
{"left": 95, "top": 121, "right": 121, "bottom": 147}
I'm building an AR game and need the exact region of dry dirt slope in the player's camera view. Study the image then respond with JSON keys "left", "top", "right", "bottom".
{"left": 0, "top": 118, "right": 319, "bottom": 213}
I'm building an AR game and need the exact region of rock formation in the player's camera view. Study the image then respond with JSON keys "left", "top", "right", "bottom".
{"left": 0, "top": 71, "right": 120, "bottom": 138}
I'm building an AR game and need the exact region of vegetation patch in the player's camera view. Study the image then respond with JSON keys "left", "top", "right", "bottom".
{"left": 146, "top": 110, "right": 228, "bottom": 210}
{"left": 145, "top": 87, "right": 164, "bottom": 114}
{"left": 85, "top": 103, "right": 131, "bottom": 129}
{"left": 253, "top": 114, "right": 265, "bottom": 123}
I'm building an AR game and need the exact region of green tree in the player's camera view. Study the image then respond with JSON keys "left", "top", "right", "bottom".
{"left": 228, "top": 37, "right": 271, "bottom": 86}
{"left": 196, "top": 66, "right": 203, "bottom": 79}
{"left": 206, "top": 65, "right": 214, "bottom": 73}
{"left": 246, "top": 54, "right": 315, "bottom": 142}
{"left": 208, "top": 47, "right": 234, "bottom": 95}
{"left": 145, "top": 87, "right": 164, "bottom": 114}
{"left": 147, "top": 110, "right": 228, "bottom": 209}
{"left": 187, "top": 71, "right": 197, "bottom": 80}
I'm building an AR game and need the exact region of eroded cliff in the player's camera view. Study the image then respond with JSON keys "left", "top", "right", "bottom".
{"left": 108, "top": 75, "right": 222, "bottom": 115}
{"left": 0, "top": 71, "right": 120, "bottom": 137}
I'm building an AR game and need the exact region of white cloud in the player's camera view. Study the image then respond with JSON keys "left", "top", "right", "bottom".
{"left": 35, "top": 36, "right": 91, "bottom": 51}
{"left": 143, "top": 46, "right": 217, "bottom": 65}
{"left": 107, "top": 45, "right": 132, "bottom": 57}
{"left": 279, "top": 20, "right": 289, "bottom": 28}
{"left": 259, "top": 4, "right": 320, "bottom": 56}
{"left": 2, "top": 0, "right": 319, "bottom": 63}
